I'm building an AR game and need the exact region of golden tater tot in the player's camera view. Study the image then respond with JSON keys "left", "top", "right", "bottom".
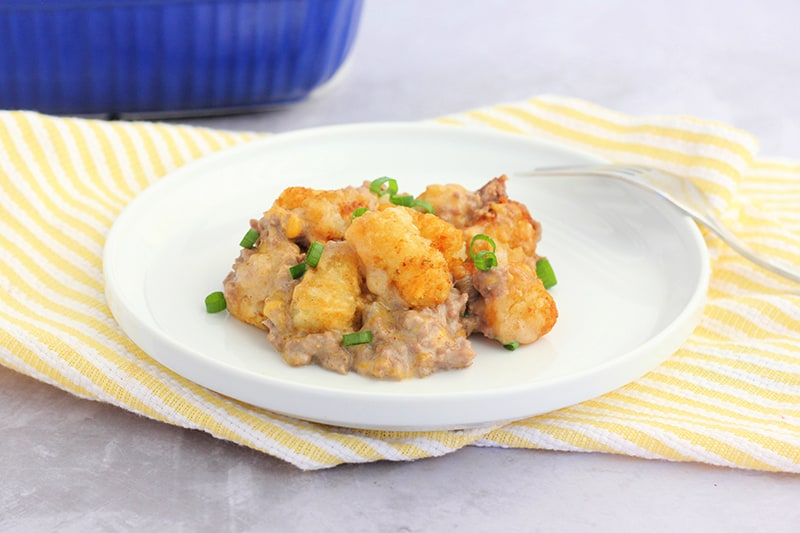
{"left": 274, "top": 186, "right": 314, "bottom": 210}
{"left": 465, "top": 200, "right": 541, "bottom": 265}
{"left": 290, "top": 241, "right": 362, "bottom": 333}
{"left": 416, "top": 183, "right": 481, "bottom": 228}
{"left": 345, "top": 206, "right": 451, "bottom": 308}
{"left": 409, "top": 210, "right": 468, "bottom": 280}
{"left": 471, "top": 263, "right": 558, "bottom": 345}
{"left": 272, "top": 184, "right": 377, "bottom": 243}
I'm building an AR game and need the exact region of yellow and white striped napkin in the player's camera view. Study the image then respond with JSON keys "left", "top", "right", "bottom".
{"left": 2, "top": 95, "right": 799, "bottom": 471}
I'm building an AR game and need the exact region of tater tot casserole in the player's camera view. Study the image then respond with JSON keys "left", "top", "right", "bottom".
{"left": 212, "top": 176, "right": 558, "bottom": 380}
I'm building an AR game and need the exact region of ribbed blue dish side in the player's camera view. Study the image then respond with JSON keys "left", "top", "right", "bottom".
{"left": 85, "top": 8, "right": 115, "bottom": 113}
{"left": 221, "top": 1, "right": 250, "bottom": 108}
{"left": 109, "top": 7, "right": 129, "bottom": 114}
{"left": 0, "top": 0, "right": 364, "bottom": 115}
{"left": 159, "top": 4, "right": 191, "bottom": 112}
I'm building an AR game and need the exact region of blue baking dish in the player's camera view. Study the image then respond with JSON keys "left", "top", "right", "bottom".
{"left": 0, "top": 0, "right": 363, "bottom": 116}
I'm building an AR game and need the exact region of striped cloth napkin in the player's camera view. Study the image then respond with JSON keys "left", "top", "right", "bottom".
{"left": 2, "top": 95, "right": 799, "bottom": 471}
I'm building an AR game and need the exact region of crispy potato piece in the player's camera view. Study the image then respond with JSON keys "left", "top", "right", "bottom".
{"left": 465, "top": 200, "right": 541, "bottom": 266}
{"left": 272, "top": 184, "right": 377, "bottom": 244}
{"left": 290, "top": 241, "right": 362, "bottom": 333}
{"left": 416, "top": 183, "right": 481, "bottom": 228}
{"left": 409, "top": 210, "right": 468, "bottom": 280}
{"left": 418, "top": 176, "right": 541, "bottom": 268}
{"left": 471, "top": 262, "right": 557, "bottom": 345}
{"left": 345, "top": 206, "right": 451, "bottom": 308}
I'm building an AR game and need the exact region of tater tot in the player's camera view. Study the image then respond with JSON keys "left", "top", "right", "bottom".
{"left": 290, "top": 241, "right": 363, "bottom": 333}
{"left": 471, "top": 262, "right": 558, "bottom": 345}
{"left": 345, "top": 206, "right": 451, "bottom": 308}
{"left": 465, "top": 201, "right": 541, "bottom": 265}
{"left": 416, "top": 183, "right": 481, "bottom": 228}
{"left": 272, "top": 185, "right": 377, "bottom": 243}
{"left": 409, "top": 210, "right": 468, "bottom": 280}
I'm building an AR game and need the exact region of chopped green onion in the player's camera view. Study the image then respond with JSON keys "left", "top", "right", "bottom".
{"left": 470, "top": 234, "right": 497, "bottom": 257}
{"left": 305, "top": 241, "right": 324, "bottom": 268}
{"left": 367, "top": 177, "right": 434, "bottom": 214}
{"left": 388, "top": 195, "right": 435, "bottom": 214}
{"left": 204, "top": 291, "right": 227, "bottom": 313}
{"left": 290, "top": 243, "right": 324, "bottom": 279}
{"left": 473, "top": 252, "right": 498, "bottom": 271}
{"left": 369, "top": 177, "right": 398, "bottom": 197}
{"left": 470, "top": 234, "right": 498, "bottom": 271}
{"left": 289, "top": 262, "right": 307, "bottom": 279}
{"left": 536, "top": 257, "right": 557, "bottom": 289}
{"left": 351, "top": 207, "right": 369, "bottom": 219}
{"left": 390, "top": 194, "right": 414, "bottom": 207}
{"left": 342, "top": 331, "right": 373, "bottom": 346}
{"left": 239, "top": 228, "right": 259, "bottom": 249}
{"left": 411, "top": 199, "right": 434, "bottom": 214}
{"left": 503, "top": 341, "right": 520, "bottom": 351}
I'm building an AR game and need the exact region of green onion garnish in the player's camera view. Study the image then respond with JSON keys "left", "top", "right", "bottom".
{"left": 411, "top": 199, "right": 434, "bottom": 214}
{"left": 342, "top": 331, "right": 373, "bottom": 346}
{"left": 351, "top": 207, "right": 369, "bottom": 219}
{"left": 470, "top": 234, "right": 496, "bottom": 255}
{"left": 289, "top": 243, "right": 324, "bottom": 279}
{"left": 305, "top": 241, "right": 324, "bottom": 268}
{"left": 473, "top": 253, "right": 498, "bottom": 271}
{"left": 536, "top": 257, "right": 557, "bottom": 289}
{"left": 503, "top": 341, "right": 520, "bottom": 351}
{"left": 390, "top": 194, "right": 414, "bottom": 207}
{"left": 369, "top": 177, "right": 398, "bottom": 197}
{"left": 204, "top": 291, "right": 227, "bottom": 313}
{"left": 289, "top": 262, "right": 307, "bottom": 280}
{"left": 368, "top": 177, "right": 434, "bottom": 214}
{"left": 239, "top": 228, "right": 259, "bottom": 249}
{"left": 388, "top": 195, "right": 435, "bottom": 214}
{"left": 469, "top": 234, "right": 498, "bottom": 271}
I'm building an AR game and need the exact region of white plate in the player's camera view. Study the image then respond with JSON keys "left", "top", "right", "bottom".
{"left": 104, "top": 123, "right": 709, "bottom": 431}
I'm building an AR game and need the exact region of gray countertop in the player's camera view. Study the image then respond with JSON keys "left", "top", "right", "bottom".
{"left": 3, "top": 1, "right": 800, "bottom": 531}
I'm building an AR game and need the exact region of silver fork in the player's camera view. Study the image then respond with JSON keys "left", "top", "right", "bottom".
{"left": 516, "top": 164, "right": 800, "bottom": 284}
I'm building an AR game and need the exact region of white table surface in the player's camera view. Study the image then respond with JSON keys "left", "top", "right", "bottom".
{"left": 3, "top": 1, "right": 800, "bottom": 531}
